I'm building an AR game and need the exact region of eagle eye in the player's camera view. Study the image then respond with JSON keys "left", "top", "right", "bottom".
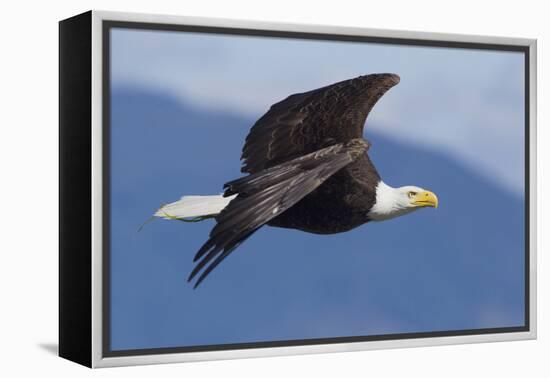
{"left": 408, "top": 191, "right": 417, "bottom": 198}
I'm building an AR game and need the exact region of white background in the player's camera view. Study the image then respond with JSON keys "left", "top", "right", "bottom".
{"left": 0, "top": 0, "right": 546, "bottom": 376}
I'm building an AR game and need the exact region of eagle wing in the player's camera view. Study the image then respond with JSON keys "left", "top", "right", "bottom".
{"left": 188, "top": 139, "right": 369, "bottom": 287}
{"left": 241, "top": 73, "right": 400, "bottom": 174}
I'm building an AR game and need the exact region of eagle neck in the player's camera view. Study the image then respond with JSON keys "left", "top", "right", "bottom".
{"left": 367, "top": 181, "right": 416, "bottom": 221}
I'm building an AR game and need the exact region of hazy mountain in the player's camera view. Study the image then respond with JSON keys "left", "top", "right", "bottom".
{"left": 109, "top": 87, "right": 525, "bottom": 350}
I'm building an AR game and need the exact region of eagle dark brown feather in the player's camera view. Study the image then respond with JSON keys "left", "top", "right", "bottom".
{"left": 240, "top": 73, "right": 400, "bottom": 174}
{"left": 188, "top": 139, "right": 370, "bottom": 287}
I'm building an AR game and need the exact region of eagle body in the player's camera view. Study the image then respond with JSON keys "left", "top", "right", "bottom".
{"left": 267, "top": 153, "right": 381, "bottom": 234}
{"left": 154, "top": 73, "right": 439, "bottom": 287}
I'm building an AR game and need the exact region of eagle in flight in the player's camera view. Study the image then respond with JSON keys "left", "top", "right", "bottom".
{"left": 154, "top": 73, "right": 438, "bottom": 288}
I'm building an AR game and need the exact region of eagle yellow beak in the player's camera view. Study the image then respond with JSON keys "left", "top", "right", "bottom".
{"left": 412, "top": 190, "right": 438, "bottom": 208}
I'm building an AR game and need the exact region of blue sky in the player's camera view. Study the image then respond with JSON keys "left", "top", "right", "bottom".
{"left": 108, "top": 27, "right": 526, "bottom": 351}
{"left": 111, "top": 28, "right": 525, "bottom": 196}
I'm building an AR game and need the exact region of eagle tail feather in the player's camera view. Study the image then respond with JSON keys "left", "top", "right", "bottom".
{"left": 154, "top": 194, "right": 237, "bottom": 221}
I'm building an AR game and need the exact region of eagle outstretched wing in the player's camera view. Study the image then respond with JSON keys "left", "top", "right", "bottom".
{"left": 188, "top": 73, "right": 400, "bottom": 287}
{"left": 188, "top": 139, "right": 369, "bottom": 287}
{"left": 240, "top": 73, "right": 400, "bottom": 174}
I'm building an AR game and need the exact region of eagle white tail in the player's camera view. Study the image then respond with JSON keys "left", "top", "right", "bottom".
{"left": 154, "top": 194, "right": 237, "bottom": 220}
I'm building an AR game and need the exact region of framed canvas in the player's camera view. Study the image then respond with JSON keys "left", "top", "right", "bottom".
{"left": 59, "top": 10, "right": 537, "bottom": 368}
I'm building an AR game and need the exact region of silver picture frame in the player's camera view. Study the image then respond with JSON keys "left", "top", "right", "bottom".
{"left": 59, "top": 9, "right": 537, "bottom": 368}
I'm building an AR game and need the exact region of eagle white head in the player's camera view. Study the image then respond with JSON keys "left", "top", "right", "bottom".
{"left": 368, "top": 181, "right": 438, "bottom": 221}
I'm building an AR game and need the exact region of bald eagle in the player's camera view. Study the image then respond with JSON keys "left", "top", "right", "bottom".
{"left": 154, "top": 73, "right": 438, "bottom": 287}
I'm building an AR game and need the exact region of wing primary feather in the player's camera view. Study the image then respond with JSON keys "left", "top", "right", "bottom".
{"left": 192, "top": 232, "right": 255, "bottom": 289}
